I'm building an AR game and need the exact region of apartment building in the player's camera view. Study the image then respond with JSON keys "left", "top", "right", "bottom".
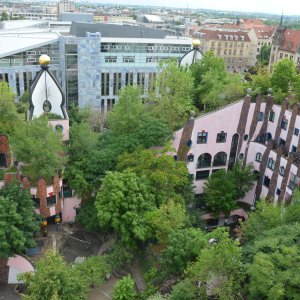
{"left": 194, "top": 29, "right": 256, "bottom": 72}
{"left": 269, "top": 24, "right": 300, "bottom": 70}
{"left": 173, "top": 93, "right": 300, "bottom": 206}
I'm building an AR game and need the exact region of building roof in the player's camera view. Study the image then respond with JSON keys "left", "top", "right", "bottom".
{"left": 279, "top": 29, "right": 300, "bottom": 53}
{"left": 69, "top": 22, "right": 168, "bottom": 38}
{"left": 242, "top": 18, "right": 265, "bottom": 29}
{"left": 196, "top": 29, "right": 250, "bottom": 42}
{"left": 253, "top": 26, "right": 275, "bottom": 39}
{"left": 143, "top": 14, "right": 164, "bottom": 23}
{"left": 0, "top": 31, "right": 60, "bottom": 58}
{"left": 0, "top": 20, "right": 48, "bottom": 30}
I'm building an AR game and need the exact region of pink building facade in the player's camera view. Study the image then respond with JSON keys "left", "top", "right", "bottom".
{"left": 172, "top": 93, "right": 300, "bottom": 204}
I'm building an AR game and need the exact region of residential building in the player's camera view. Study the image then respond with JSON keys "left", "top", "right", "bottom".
{"left": 0, "top": 21, "right": 192, "bottom": 112}
{"left": 248, "top": 26, "right": 275, "bottom": 56}
{"left": 57, "top": 0, "right": 75, "bottom": 14}
{"left": 172, "top": 92, "right": 300, "bottom": 206}
{"left": 194, "top": 29, "right": 256, "bottom": 71}
{"left": 269, "top": 23, "right": 300, "bottom": 70}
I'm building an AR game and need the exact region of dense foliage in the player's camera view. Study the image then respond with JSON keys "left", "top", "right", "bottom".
{"left": 0, "top": 182, "right": 40, "bottom": 259}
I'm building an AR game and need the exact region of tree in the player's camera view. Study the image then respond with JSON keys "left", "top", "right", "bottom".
{"left": 161, "top": 228, "right": 207, "bottom": 275}
{"left": 76, "top": 198, "right": 100, "bottom": 232}
{"left": 150, "top": 60, "right": 195, "bottom": 130}
{"left": 112, "top": 275, "right": 137, "bottom": 300}
{"left": 65, "top": 122, "right": 99, "bottom": 198}
{"left": 169, "top": 279, "right": 197, "bottom": 300}
{"left": 271, "top": 58, "right": 297, "bottom": 94}
{"left": 95, "top": 171, "right": 156, "bottom": 245}
{"left": 17, "top": 90, "right": 30, "bottom": 114}
{"left": 75, "top": 255, "right": 111, "bottom": 287}
{"left": 257, "top": 44, "right": 271, "bottom": 66}
{"left": 230, "top": 161, "right": 256, "bottom": 199}
{"left": 10, "top": 116, "right": 66, "bottom": 180}
{"left": 203, "top": 169, "right": 238, "bottom": 215}
{"left": 187, "top": 228, "right": 243, "bottom": 300}
{"left": 0, "top": 11, "right": 9, "bottom": 21}
{"left": 20, "top": 250, "right": 88, "bottom": 300}
{"left": 116, "top": 148, "right": 191, "bottom": 206}
{"left": 250, "top": 67, "right": 272, "bottom": 96}
{"left": 242, "top": 200, "right": 283, "bottom": 245}
{"left": 245, "top": 223, "right": 300, "bottom": 300}
{"left": 108, "top": 85, "right": 144, "bottom": 134}
{"left": 0, "top": 182, "right": 39, "bottom": 259}
{"left": 0, "top": 82, "right": 18, "bottom": 135}
{"left": 146, "top": 199, "right": 187, "bottom": 245}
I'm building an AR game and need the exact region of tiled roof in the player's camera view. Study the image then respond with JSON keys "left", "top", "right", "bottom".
{"left": 253, "top": 26, "right": 275, "bottom": 39}
{"left": 196, "top": 29, "right": 250, "bottom": 42}
{"left": 280, "top": 29, "right": 300, "bottom": 52}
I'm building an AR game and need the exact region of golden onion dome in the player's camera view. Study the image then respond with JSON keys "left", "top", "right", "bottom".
{"left": 39, "top": 54, "right": 51, "bottom": 66}
{"left": 192, "top": 39, "right": 201, "bottom": 48}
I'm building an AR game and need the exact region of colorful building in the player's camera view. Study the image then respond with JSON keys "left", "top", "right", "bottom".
{"left": 172, "top": 91, "right": 300, "bottom": 206}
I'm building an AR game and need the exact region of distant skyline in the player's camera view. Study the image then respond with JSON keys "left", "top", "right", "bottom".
{"left": 97, "top": 0, "right": 299, "bottom": 16}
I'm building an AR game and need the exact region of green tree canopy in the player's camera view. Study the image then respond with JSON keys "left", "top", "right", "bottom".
{"left": 108, "top": 85, "right": 144, "bottom": 134}
{"left": 146, "top": 199, "right": 187, "bottom": 245}
{"left": 203, "top": 169, "right": 238, "bottom": 215}
{"left": 187, "top": 228, "right": 243, "bottom": 300}
{"left": 75, "top": 255, "right": 111, "bottom": 287}
{"left": 10, "top": 116, "right": 66, "bottom": 179}
{"left": 150, "top": 60, "right": 195, "bottom": 130}
{"left": 20, "top": 250, "right": 88, "bottom": 300}
{"left": 116, "top": 148, "right": 191, "bottom": 206}
{"left": 112, "top": 275, "right": 137, "bottom": 300}
{"left": 0, "top": 82, "right": 18, "bottom": 135}
{"left": 0, "top": 182, "right": 39, "bottom": 259}
{"left": 271, "top": 58, "right": 297, "bottom": 94}
{"left": 161, "top": 228, "right": 207, "bottom": 275}
{"left": 95, "top": 171, "right": 156, "bottom": 245}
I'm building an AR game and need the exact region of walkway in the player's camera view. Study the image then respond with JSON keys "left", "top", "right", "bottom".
{"left": 88, "top": 276, "right": 118, "bottom": 300}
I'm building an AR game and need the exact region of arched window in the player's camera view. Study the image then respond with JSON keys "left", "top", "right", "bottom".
{"left": 197, "top": 153, "right": 212, "bottom": 169}
{"left": 255, "top": 152, "right": 262, "bottom": 162}
{"left": 213, "top": 152, "right": 227, "bottom": 167}
{"left": 55, "top": 124, "right": 63, "bottom": 132}
{"left": 265, "top": 132, "right": 272, "bottom": 141}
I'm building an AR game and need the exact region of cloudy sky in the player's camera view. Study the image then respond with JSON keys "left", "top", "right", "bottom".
{"left": 100, "top": 0, "right": 299, "bottom": 16}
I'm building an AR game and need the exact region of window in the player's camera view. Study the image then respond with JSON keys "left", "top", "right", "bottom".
{"left": 292, "top": 145, "right": 297, "bottom": 153}
{"left": 258, "top": 112, "right": 264, "bottom": 121}
{"left": 55, "top": 124, "right": 63, "bottom": 132}
{"left": 123, "top": 56, "right": 135, "bottom": 63}
{"left": 104, "top": 56, "right": 117, "bottom": 63}
{"left": 269, "top": 110, "right": 275, "bottom": 122}
{"left": 213, "top": 152, "right": 227, "bottom": 167}
{"left": 294, "top": 128, "right": 299, "bottom": 136}
{"left": 263, "top": 176, "right": 270, "bottom": 187}
{"left": 216, "top": 131, "right": 227, "bottom": 143}
{"left": 276, "top": 188, "right": 281, "bottom": 196}
{"left": 239, "top": 153, "right": 244, "bottom": 160}
{"left": 279, "top": 139, "right": 286, "bottom": 146}
{"left": 197, "top": 153, "right": 212, "bottom": 168}
{"left": 46, "top": 195, "right": 56, "bottom": 207}
{"left": 187, "top": 154, "right": 194, "bottom": 162}
{"left": 186, "top": 140, "right": 192, "bottom": 148}
{"left": 243, "top": 134, "right": 248, "bottom": 141}
{"left": 279, "top": 166, "right": 285, "bottom": 176}
{"left": 267, "top": 157, "right": 275, "bottom": 170}
{"left": 32, "top": 196, "right": 40, "bottom": 208}
{"left": 197, "top": 132, "right": 208, "bottom": 144}
{"left": 255, "top": 152, "right": 262, "bottom": 162}
{"left": 280, "top": 118, "right": 288, "bottom": 130}
{"left": 173, "top": 155, "right": 177, "bottom": 161}
{"left": 212, "top": 169, "right": 223, "bottom": 173}
{"left": 196, "top": 170, "right": 210, "bottom": 180}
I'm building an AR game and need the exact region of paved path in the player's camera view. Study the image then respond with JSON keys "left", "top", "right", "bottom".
{"left": 88, "top": 276, "right": 118, "bottom": 300}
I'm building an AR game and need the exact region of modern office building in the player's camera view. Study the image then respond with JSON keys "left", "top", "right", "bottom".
{"left": 172, "top": 92, "right": 300, "bottom": 206}
{"left": 0, "top": 21, "right": 192, "bottom": 112}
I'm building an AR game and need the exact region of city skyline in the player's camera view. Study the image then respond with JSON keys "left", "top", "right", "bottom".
{"left": 97, "top": 0, "right": 298, "bottom": 16}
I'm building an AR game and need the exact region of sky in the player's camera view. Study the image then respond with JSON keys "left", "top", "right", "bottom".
{"left": 98, "top": 0, "right": 299, "bottom": 16}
